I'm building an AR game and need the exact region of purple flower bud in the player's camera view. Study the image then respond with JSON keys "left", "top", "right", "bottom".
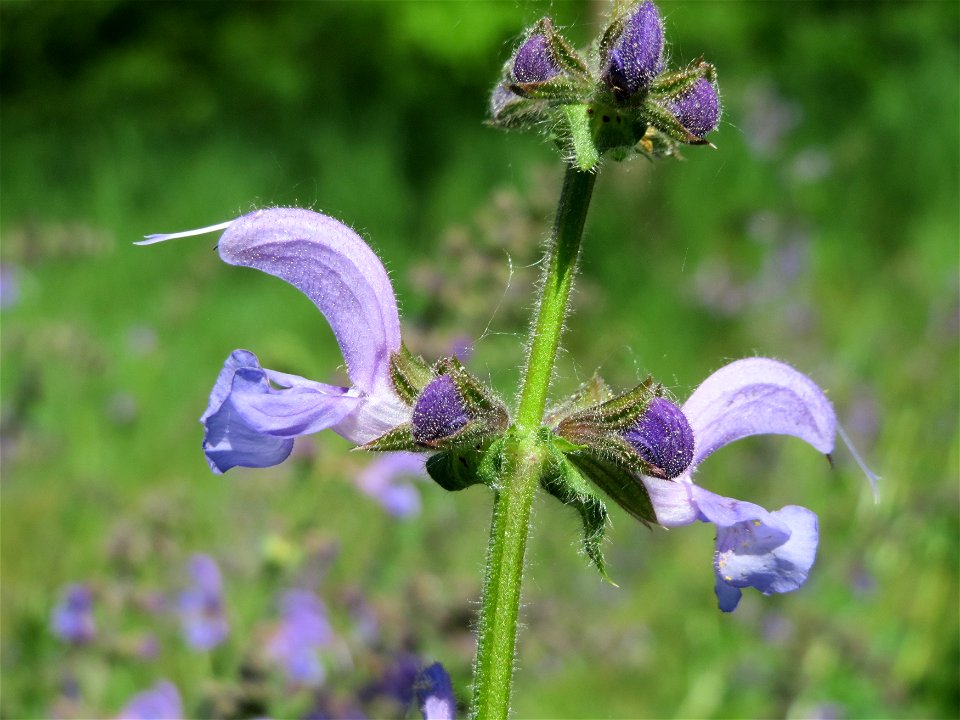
{"left": 513, "top": 34, "right": 560, "bottom": 84}
{"left": 412, "top": 375, "right": 470, "bottom": 445}
{"left": 51, "top": 584, "right": 96, "bottom": 645}
{"left": 606, "top": 0, "right": 665, "bottom": 97}
{"left": 666, "top": 77, "right": 721, "bottom": 138}
{"left": 622, "top": 397, "right": 694, "bottom": 479}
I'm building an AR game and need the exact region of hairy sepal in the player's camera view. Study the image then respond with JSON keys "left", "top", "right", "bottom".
{"left": 390, "top": 344, "right": 435, "bottom": 406}
{"left": 542, "top": 433, "right": 614, "bottom": 583}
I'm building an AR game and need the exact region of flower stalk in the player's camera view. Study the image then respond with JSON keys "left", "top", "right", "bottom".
{"left": 471, "top": 166, "right": 596, "bottom": 719}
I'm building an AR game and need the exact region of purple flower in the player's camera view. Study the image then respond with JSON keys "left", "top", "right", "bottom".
{"left": 640, "top": 358, "right": 844, "bottom": 611}
{"left": 605, "top": 0, "right": 665, "bottom": 97}
{"left": 178, "top": 553, "right": 229, "bottom": 651}
{"left": 415, "top": 663, "right": 456, "bottom": 720}
{"left": 265, "top": 589, "right": 333, "bottom": 687}
{"left": 356, "top": 451, "right": 426, "bottom": 517}
{"left": 116, "top": 680, "right": 182, "bottom": 720}
{"left": 665, "top": 77, "right": 721, "bottom": 138}
{"left": 512, "top": 33, "right": 559, "bottom": 84}
{"left": 51, "top": 584, "right": 95, "bottom": 644}
{"left": 140, "top": 209, "right": 410, "bottom": 473}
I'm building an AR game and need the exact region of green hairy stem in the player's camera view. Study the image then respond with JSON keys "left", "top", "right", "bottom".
{"left": 471, "top": 167, "right": 597, "bottom": 719}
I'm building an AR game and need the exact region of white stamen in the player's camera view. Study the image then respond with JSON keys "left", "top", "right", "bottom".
{"left": 134, "top": 220, "right": 235, "bottom": 246}
{"left": 837, "top": 423, "right": 880, "bottom": 503}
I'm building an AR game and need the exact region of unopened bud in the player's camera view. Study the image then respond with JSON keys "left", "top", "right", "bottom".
{"left": 621, "top": 397, "right": 694, "bottom": 478}
{"left": 605, "top": 0, "right": 665, "bottom": 98}
{"left": 513, "top": 33, "right": 561, "bottom": 84}
{"left": 665, "top": 77, "right": 721, "bottom": 138}
{"left": 412, "top": 375, "right": 471, "bottom": 445}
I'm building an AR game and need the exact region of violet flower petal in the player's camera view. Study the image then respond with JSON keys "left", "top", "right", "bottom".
{"left": 51, "top": 584, "right": 96, "bottom": 644}
{"left": 714, "top": 504, "right": 819, "bottom": 612}
{"left": 265, "top": 589, "right": 332, "bottom": 687}
{"left": 640, "top": 475, "right": 699, "bottom": 527}
{"left": 217, "top": 208, "right": 401, "bottom": 397}
{"left": 356, "top": 452, "right": 426, "bottom": 517}
{"left": 201, "top": 350, "right": 359, "bottom": 473}
{"left": 682, "top": 357, "right": 836, "bottom": 469}
{"left": 178, "top": 554, "right": 228, "bottom": 651}
{"left": 116, "top": 680, "right": 183, "bottom": 720}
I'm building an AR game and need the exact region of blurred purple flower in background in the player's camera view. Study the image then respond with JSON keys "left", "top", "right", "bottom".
{"left": 51, "top": 584, "right": 96, "bottom": 645}
{"left": 415, "top": 662, "right": 457, "bottom": 720}
{"left": 265, "top": 589, "right": 333, "bottom": 687}
{"left": 639, "top": 358, "right": 868, "bottom": 611}
{"left": 116, "top": 680, "right": 182, "bottom": 720}
{"left": 356, "top": 452, "right": 426, "bottom": 518}
{"left": 0, "top": 263, "right": 20, "bottom": 309}
{"left": 178, "top": 553, "right": 229, "bottom": 651}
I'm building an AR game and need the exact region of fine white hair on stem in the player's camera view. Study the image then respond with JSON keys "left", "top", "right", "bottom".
{"left": 135, "top": 220, "right": 235, "bottom": 246}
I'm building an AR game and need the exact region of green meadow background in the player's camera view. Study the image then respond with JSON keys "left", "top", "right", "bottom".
{"left": 2, "top": 1, "right": 957, "bottom": 717}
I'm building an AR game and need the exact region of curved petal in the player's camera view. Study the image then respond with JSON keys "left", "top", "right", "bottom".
{"left": 217, "top": 208, "right": 402, "bottom": 396}
{"left": 714, "top": 504, "right": 819, "bottom": 612}
{"left": 682, "top": 358, "right": 836, "bottom": 469}
{"left": 201, "top": 350, "right": 359, "bottom": 473}
{"left": 639, "top": 475, "right": 699, "bottom": 527}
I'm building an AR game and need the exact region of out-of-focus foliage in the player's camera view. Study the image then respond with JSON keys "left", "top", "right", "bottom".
{"left": 1, "top": 1, "right": 957, "bottom": 718}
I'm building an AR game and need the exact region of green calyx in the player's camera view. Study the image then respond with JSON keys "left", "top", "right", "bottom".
{"left": 362, "top": 347, "right": 509, "bottom": 456}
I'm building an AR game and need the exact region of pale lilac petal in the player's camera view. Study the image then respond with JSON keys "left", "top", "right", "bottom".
{"left": 713, "top": 504, "right": 819, "bottom": 612}
{"left": 201, "top": 350, "right": 359, "bottom": 473}
{"left": 682, "top": 358, "right": 836, "bottom": 469}
{"left": 217, "top": 208, "right": 401, "bottom": 396}
{"left": 640, "top": 475, "right": 699, "bottom": 527}
{"left": 116, "top": 680, "right": 182, "bottom": 720}
{"left": 356, "top": 452, "right": 426, "bottom": 517}
{"left": 716, "top": 505, "right": 818, "bottom": 592}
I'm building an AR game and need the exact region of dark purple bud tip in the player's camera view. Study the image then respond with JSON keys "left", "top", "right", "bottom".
{"left": 412, "top": 375, "right": 471, "bottom": 445}
{"left": 622, "top": 397, "right": 694, "bottom": 478}
{"left": 606, "top": 0, "right": 665, "bottom": 97}
{"left": 513, "top": 33, "right": 560, "bottom": 84}
{"left": 667, "top": 77, "right": 721, "bottom": 138}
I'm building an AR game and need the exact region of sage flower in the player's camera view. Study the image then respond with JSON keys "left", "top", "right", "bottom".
{"left": 116, "top": 680, "right": 182, "bottom": 720}
{"left": 640, "top": 358, "right": 844, "bottom": 611}
{"left": 265, "top": 589, "right": 333, "bottom": 687}
{"left": 141, "top": 208, "right": 410, "bottom": 473}
{"left": 356, "top": 451, "right": 426, "bottom": 517}
{"left": 178, "top": 553, "right": 228, "bottom": 651}
{"left": 51, "top": 584, "right": 95, "bottom": 645}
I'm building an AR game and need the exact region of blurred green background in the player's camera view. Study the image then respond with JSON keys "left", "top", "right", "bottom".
{"left": 2, "top": 1, "right": 957, "bottom": 718}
